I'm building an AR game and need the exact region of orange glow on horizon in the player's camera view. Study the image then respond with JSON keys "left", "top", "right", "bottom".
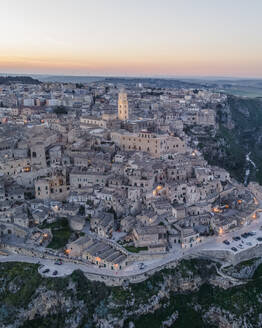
{"left": 1, "top": 1, "right": 262, "bottom": 78}
{"left": 1, "top": 52, "right": 262, "bottom": 77}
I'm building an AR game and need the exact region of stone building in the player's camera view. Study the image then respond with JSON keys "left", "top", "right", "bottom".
{"left": 66, "top": 236, "right": 128, "bottom": 270}
{"left": 248, "top": 182, "right": 262, "bottom": 201}
{"left": 35, "top": 172, "right": 69, "bottom": 201}
{"left": 111, "top": 130, "right": 186, "bottom": 158}
{"left": 90, "top": 212, "right": 114, "bottom": 238}
{"left": 118, "top": 92, "right": 129, "bottom": 121}
{"left": 69, "top": 167, "right": 109, "bottom": 190}
{"left": 133, "top": 225, "right": 167, "bottom": 249}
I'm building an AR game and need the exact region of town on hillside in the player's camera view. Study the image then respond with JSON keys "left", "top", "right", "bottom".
{"left": 0, "top": 79, "right": 262, "bottom": 279}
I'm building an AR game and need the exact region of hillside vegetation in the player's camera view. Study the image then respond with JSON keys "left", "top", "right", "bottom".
{"left": 198, "top": 95, "right": 262, "bottom": 184}
{"left": 0, "top": 76, "right": 41, "bottom": 85}
{"left": 1, "top": 259, "right": 262, "bottom": 327}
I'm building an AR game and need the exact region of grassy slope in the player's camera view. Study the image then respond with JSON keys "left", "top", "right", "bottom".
{"left": 39, "top": 218, "right": 72, "bottom": 249}
{"left": 124, "top": 246, "right": 148, "bottom": 253}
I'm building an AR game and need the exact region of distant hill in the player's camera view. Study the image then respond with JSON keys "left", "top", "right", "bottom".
{"left": 104, "top": 77, "right": 206, "bottom": 89}
{"left": 34, "top": 74, "right": 104, "bottom": 83}
{"left": 0, "top": 75, "right": 41, "bottom": 85}
{"left": 31, "top": 74, "right": 206, "bottom": 88}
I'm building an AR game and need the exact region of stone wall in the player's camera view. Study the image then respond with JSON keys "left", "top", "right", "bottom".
{"left": 192, "top": 244, "right": 262, "bottom": 266}
{"left": 3, "top": 240, "right": 262, "bottom": 287}
{"left": 83, "top": 259, "right": 179, "bottom": 286}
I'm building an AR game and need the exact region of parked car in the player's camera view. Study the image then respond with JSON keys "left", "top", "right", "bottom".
{"left": 231, "top": 247, "right": 237, "bottom": 252}
{"left": 241, "top": 233, "right": 249, "bottom": 239}
{"left": 257, "top": 237, "right": 262, "bottom": 242}
{"left": 53, "top": 270, "right": 58, "bottom": 276}
{"left": 246, "top": 242, "right": 252, "bottom": 246}
{"left": 139, "top": 263, "right": 145, "bottom": 270}
{"left": 238, "top": 244, "right": 244, "bottom": 249}
{"left": 223, "top": 240, "right": 230, "bottom": 245}
{"left": 233, "top": 236, "right": 240, "bottom": 241}
{"left": 43, "top": 269, "right": 50, "bottom": 274}
{"left": 54, "top": 259, "right": 63, "bottom": 265}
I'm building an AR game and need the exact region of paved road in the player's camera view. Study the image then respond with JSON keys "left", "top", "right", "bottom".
{"left": 1, "top": 211, "right": 262, "bottom": 279}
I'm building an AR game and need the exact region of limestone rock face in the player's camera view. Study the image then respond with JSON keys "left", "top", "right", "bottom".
{"left": 223, "top": 258, "right": 262, "bottom": 279}
{"left": 203, "top": 307, "right": 244, "bottom": 328}
{"left": 21, "top": 287, "right": 86, "bottom": 328}
{"left": 1, "top": 259, "right": 262, "bottom": 328}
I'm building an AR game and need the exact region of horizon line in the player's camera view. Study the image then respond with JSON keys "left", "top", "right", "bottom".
{"left": 1, "top": 71, "right": 262, "bottom": 81}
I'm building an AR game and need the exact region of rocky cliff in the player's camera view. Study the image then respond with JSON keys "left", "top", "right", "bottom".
{"left": 2, "top": 258, "right": 262, "bottom": 328}
{"left": 193, "top": 95, "right": 262, "bottom": 185}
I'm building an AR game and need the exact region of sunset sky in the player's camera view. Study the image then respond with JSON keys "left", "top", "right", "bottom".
{"left": 1, "top": 0, "right": 262, "bottom": 77}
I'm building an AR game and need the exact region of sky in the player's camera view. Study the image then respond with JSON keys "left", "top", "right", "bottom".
{"left": 0, "top": 0, "right": 262, "bottom": 78}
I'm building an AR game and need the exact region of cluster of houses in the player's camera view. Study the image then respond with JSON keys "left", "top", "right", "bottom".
{"left": 0, "top": 79, "right": 260, "bottom": 270}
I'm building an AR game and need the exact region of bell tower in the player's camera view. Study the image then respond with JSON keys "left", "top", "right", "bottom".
{"left": 118, "top": 92, "right": 129, "bottom": 121}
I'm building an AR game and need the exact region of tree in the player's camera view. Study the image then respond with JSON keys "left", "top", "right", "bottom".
{"left": 78, "top": 205, "right": 85, "bottom": 216}
{"left": 53, "top": 106, "right": 68, "bottom": 115}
